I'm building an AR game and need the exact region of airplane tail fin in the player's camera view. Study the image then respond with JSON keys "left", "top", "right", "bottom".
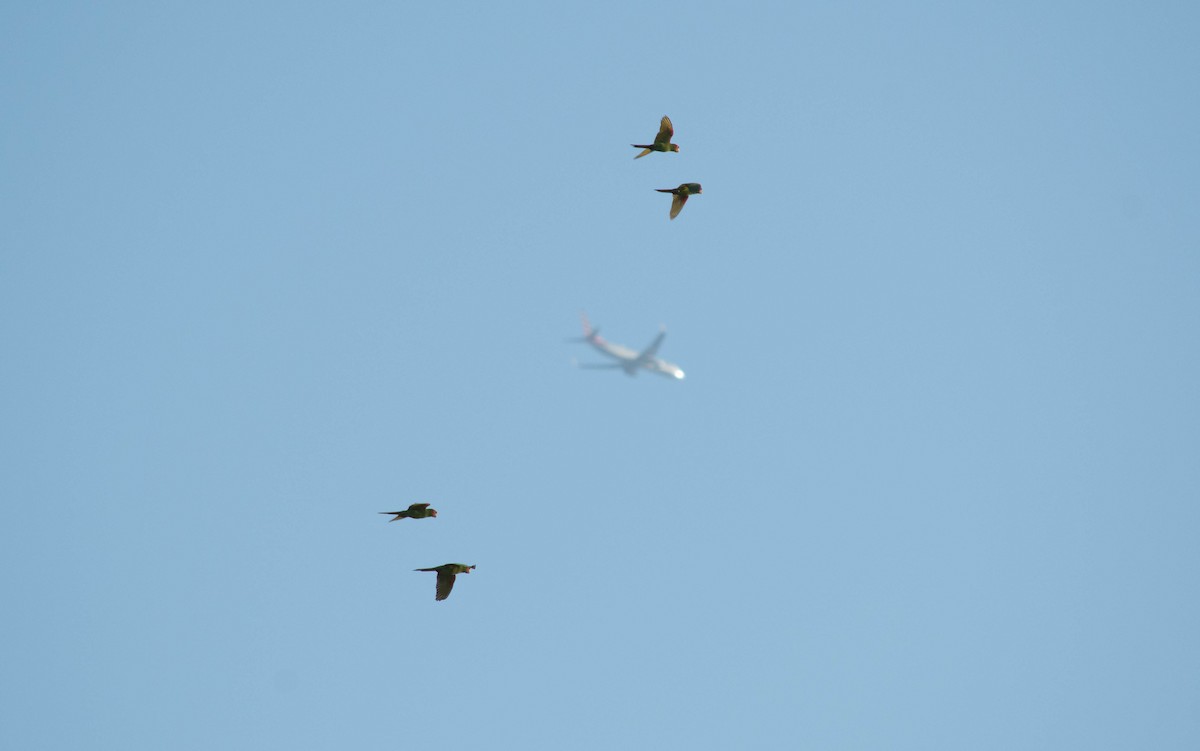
{"left": 566, "top": 311, "right": 600, "bottom": 342}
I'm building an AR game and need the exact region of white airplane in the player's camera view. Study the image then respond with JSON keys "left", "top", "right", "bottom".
{"left": 570, "top": 313, "right": 685, "bottom": 380}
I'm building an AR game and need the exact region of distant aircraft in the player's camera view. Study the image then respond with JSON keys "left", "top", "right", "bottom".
{"left": 570, "top": 313, "right": 685, "bottom": 380}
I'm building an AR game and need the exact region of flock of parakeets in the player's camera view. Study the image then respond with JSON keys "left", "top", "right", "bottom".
{"left": 634, "top": 115, "right": 702, "bottom": 220}
{"left": 387, "top": 117, "right": 698, "bottom": 603}
{"left": 379, "top": 503, "right": 476, "bottom": 601}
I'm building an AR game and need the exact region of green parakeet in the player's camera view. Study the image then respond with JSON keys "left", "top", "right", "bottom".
{"left": 655, "top": 183, "right": 702, "bottom": 220}
{"left": 632, "top": 115, "right": 680, "bottom": 159}
{"left": 379, "top": 503, "right": 437, "bottom": 522}
{"left": 414, "top": 563, "right": 476, "bottom": 601}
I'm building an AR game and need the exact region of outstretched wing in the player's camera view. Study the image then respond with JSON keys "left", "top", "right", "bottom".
{"left": 669, "top": 193, "right": 688, "bottom": 219}
{"left": 435, "top": 572, "right": 457, "bottom": 601}
{"left": 637, "top": 329, "right": 666, "bottom": 362}
{"left": 409, "top": 503, "right": 431, "bottom": 512}
{"left": 654, "top": 115, "right": 674, "bottom": 146}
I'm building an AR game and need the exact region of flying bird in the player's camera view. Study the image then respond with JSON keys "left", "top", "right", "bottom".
{"left": 379, "top": 503, "right": 438, "bottom": 522}
{"left": 632, "top": 115, "right": 680, "bottom": 159}
{"left": 414, "top": 563, "right": 476, "bottom": 601}
{"left": 655, "top": 183, "right": 702, "bottom": 220}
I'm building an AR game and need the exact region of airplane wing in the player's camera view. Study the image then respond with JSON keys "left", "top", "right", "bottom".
{"left": 576, "top": 362, "right": 625, "bottom": 369}
{"left": 635, "top": 328, "right": 667, "bottom": 363}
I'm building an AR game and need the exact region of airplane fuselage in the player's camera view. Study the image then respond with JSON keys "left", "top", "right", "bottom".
{"left": 576, "top": 321, "right": 685, "bottom": 380}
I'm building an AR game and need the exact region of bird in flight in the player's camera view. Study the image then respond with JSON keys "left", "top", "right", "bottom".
{"left": 632, "top": 115, "right": 680, "bottom": 159}
{"left": 655, "top": 183, "right": 702, "bottom": 219}
{"left": 379, "top": 503, "right": 438, "bottom": 522}
{"left": 414, "top": 563, "right": 476, "bottom": 601}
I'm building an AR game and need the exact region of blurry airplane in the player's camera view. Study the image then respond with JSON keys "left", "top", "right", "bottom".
{"left": 569, "top": 313, "right": 685, "bottom": 380}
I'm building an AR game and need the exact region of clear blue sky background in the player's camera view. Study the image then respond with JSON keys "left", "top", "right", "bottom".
{"left": 3, "top": 3, "right": 1198, "bottom": 748}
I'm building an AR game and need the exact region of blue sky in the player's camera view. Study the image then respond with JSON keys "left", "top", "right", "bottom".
{"left": 2, "top": 2, "right": 1199, "bottom": 748}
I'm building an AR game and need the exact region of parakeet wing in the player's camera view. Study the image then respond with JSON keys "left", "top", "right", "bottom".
{"left": 435, "top": 572, "right": 456, "bottom": 601}
{"left": 669, "top": 193, "right": 688, "bottom": 219}
{"left": 654, "top": 116, "right": 674, "bottom": 146}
